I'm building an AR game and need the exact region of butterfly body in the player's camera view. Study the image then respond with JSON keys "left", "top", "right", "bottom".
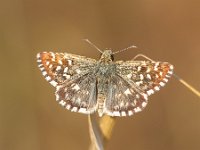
{"left": 37, "top": 50, "right": 173, "bottom": 117}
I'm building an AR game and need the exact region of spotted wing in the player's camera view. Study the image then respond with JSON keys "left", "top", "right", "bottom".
{"left": 104, "top": 60, "right": 174, "bottom": 117}
{"left": 55, "top": 74, "right": 97, "bottom": 114}
{"left": 37, "top": 52, "right": 97, "bottom": 114}
{"left": 104, "top": 74, "right": 149, "bottom": 117}
{"left": 37, "top": 52, "right": 96, "bottom": 87}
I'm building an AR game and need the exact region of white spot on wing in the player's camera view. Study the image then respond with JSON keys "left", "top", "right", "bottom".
{"left": 127, "top": 74, "right": 132, "bottom": 79}
{"left": 134, "top": 107, "right": 142, "bottom": 113}
{"left": 142, "top": 102, "right": 147, "bottom": 107}
{"left": 106, "top": 111, "right": 113, "bottom": 116}
{"left": 140, "top": 74, "right": 144, "bottom": 80}
{"left": 120, "top": 101, "right": 125, "bottom": 107}
{"left": 50, "top": 80, "right": 57, "bottom": 87}
{"left": 51, "top": 52, "right": 55, "bottom": 59}
{"left": 147, "top": 74, "right": 151, "bottom": 80}
{"left": 38, "top": 64, "right": 43, "bottom": 68}
{"left": 58, "top": 60, "right": 63, "bottom": 65}
{"left": 66, "top": 104, "right": 71, "bottom": 110}
{"left": 37, "top": 59, "right": 42, "bottom": 62}
{"left": 113, "top": 111, "right": 120, "bottom": 116}
{"left": 59, "top": 100, "right": 66, "bottom": 106}
{"left": 36, "top": 53, "right": 41, "bottom": 59}
{"left": 142, "top": 94, "right": 148, "bottom": 100}
{"left": 40, "top": 67, "right": 45, "bottom": 71}
{"left": 49, "top": 64, "right": 53, "bottom": 68}
{"left": 128, "top": 110, "right": 133, "bottom": 116}
{"left": 76, "top": 69, "right": 81, "bottom": 74}
{"left": 155, "top": 62, "right": 159, "bottom": 67}
{"left": 146, "top": 67, "right": 151, "bottom": 73}
{"left": 136, "top": 81, "right": 143, "bottom": 86}
{"left": 121, "top": 111, "right": 126, "bottom": 116}
{"left": 68, "top": 60, "right": 72, "bottom": 65}
{"left": 154, "top": 86, "right": 160, "bottom": 91}
{"left": 71, "top": 107, "right": 78, "bottom": 112}
{"left": 159, "top": 82, "right": 165, "bottom": 87}
{"left": 72, "top": 84, "right": 80, "bottom": 91}
{"left": 156, "top": 74, "right": 159, "bottom": 78}
{"left": 76, "top": 98, "right": 81, "bottom": 104}
{"left": 137, "top": 66, "right": 141, "bottom": 71}
{"left": 79, "top": 108, "right": 87, "bottom": 113}
{"left": 56, "top": 66, "right": 62, "bottom": 71}
{"left": 55, "top": 94, "right": 59, "bottom": 101}
{"left": 124, "top": 89, "right": 131, "bottom": 95}
{"left": 134, "top": 100, "right": 137, "bottom": 105}
{"left": 64, "top": 67, "right": 68, "bottom": 73}
{"left": 45, "top": 76, "right": 51, "bottom": 81}
{"left": 163, "top": 78, "right": 168, "bottom": 82}
{"left": 147, "top": 89, "right": 154, "bottom": 95}
{"left": 168, "top": 71, "right": 173, "bottom": 75}
{"left": 63, "top": 74, "right": 70, "bottom": 79}
{"left": 46, "top": 61, "right": 50, "bottom": 66}
{"left": 154, "top": 67, "right": 158, "bottom": 71}
{"left": 42, "top": 71, "right": 47, "bottom": 76}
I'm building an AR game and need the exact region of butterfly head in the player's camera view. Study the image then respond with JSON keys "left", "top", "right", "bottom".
{"left": 100, "top": 50, "right": 114, "bottom": 62}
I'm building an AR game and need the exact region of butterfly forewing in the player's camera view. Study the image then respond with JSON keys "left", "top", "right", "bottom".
{"left": 37, "top": 52, "right": 96, "bottom": 87}
{"left": 116, "top": 60, "right": 174, "bottom": 97}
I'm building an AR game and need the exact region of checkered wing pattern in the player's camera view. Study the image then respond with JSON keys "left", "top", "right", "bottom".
{"left": 37, "top": 52, "right": 97, "bottom": 113}
{"left": 104, "top": 60, "right": 173, "bottom": 116}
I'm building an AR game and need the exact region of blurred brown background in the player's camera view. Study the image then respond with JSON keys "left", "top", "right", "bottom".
{"left": 0, "top": 0, "right": 200, "bottom": 150}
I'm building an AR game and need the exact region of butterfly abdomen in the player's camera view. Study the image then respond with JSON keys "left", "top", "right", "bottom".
{"left": 97, "top": 93, "right": 106, "bottom": 117}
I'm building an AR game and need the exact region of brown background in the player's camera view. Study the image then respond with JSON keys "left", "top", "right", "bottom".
{"left": 0, "top": 0, "right": 200, "bottom": 150}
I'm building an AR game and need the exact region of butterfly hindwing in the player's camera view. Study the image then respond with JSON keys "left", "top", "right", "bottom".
{"left": 104, "top": 74, "right": 148, "bottom": 116}
{"left": 55, "top": 74, "right": 97, "bottom": 114}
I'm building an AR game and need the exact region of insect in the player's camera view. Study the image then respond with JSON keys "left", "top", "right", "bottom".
{"left": 37, "top": 39, "right": 174, "bottom": 117}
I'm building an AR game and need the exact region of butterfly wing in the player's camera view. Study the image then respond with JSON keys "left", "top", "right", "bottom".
{"left": 37, "top": 52, "right": 97, "bottom": 114}
{"left": 104, "top": 74, "right": 149, "bottom": 116}
{"left": 104, "top": 60, "right": 174, "bottom": 116}
{"left": 37, "top": 52, "right": 97, "bottom": 87}
{"left": 55, "top": 74, "right": 97, "bottom": 114}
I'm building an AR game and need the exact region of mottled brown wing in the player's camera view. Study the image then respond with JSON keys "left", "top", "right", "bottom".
{"left": 37, "top": 52, "right": 96, "bottom": 87}
{"left": 104, "top": 74, "right": 149, "bottom": 117}
{"left": 116, "top": 60, "right": 174, "bottom": 96}
{"left": 37, "top": 52, "right": 97, "bottom": 114}
{"left": 55, "top": 74, "right": 97, "bottom": 114}
{"left": 104, "top": 60, "right": 173, "bottom": 117}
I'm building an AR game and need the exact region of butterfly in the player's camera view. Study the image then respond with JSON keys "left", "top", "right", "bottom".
{"left": 37, "top": 41, "right": 173, "bottom": 117}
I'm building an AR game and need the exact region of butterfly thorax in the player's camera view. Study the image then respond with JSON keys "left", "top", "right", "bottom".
{"left": 95, "top": 50, "right": 116, "bottom": 116}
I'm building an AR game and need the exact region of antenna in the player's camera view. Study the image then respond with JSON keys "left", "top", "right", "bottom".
{"left": 113, "top": 45, "right": 137, "bottom": 54}
{"left": 83, "top": 39, "right": 103, "bottom": 53}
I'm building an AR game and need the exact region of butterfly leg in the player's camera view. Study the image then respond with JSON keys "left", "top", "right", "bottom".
{"left": 132, "top": 54, "right": 155, "bottom": 62}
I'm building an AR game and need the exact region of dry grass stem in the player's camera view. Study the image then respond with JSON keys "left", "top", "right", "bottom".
{"left": 173, "top": 74, "right": 200, "bottom": 98}
{"left": 88, "top": 114, "right": 116, "bottom": 150}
